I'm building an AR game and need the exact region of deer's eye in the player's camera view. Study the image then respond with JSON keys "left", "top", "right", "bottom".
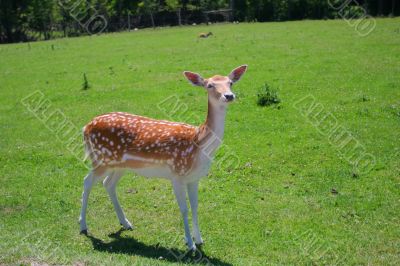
{"left": 207, "top": 84, "right": 214, "bottom": 89}
{"left": 229, "top": 81, "right": 233, "bottom": 86}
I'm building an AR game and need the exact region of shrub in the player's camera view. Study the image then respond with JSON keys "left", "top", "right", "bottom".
{"left": 257, "top": 83, "right": 281, "bottom": 107}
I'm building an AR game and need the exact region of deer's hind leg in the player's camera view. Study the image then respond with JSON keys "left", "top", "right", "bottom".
{"left": 103, "top": 170, "right": 133, "bottom": 230}
{"left": 79, "top": 170, "right": 105, "bottom": 234}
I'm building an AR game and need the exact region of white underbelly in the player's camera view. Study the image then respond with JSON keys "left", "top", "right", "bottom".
{"left": 111, "top": 153, "right": 213, "bottom": 183}
{"left": 134, "top": 160, "right": 211, "bottom": 183}
{"left": 131, "top": 165, "right": 176, "bottom": 180}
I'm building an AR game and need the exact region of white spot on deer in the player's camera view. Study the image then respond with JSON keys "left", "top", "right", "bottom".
{"left": 101, "top": 147, "right": 112, "bottom": 156}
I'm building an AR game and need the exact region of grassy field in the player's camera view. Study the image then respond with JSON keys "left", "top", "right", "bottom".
{"left": 0, "top": 18, "right": 399, "bottom": 265}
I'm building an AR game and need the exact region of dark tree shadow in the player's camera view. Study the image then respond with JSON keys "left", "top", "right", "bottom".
{"left": 85, "top": 228, "right": 232, "bottom": 265}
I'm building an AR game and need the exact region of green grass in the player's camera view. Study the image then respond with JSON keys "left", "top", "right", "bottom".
{"left": 1, "top": 18, "right": 399, "bottom": 265}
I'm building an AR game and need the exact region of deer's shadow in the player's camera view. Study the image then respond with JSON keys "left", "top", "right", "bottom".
{"left": 85, "top": 228, "right": 232, "bottom": 265}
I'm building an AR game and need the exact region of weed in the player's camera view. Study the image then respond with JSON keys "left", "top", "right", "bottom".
{"left": 82, "top": 73, "right": 90, "bottom": 90}
{"left": 257, "top": 83, "right": 281, "bottom": 107}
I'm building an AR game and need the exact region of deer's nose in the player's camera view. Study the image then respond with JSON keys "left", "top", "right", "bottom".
{"left": 224, "top": 94, "right": 235, "bottom": 101}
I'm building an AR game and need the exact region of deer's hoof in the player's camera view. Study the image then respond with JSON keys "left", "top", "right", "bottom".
{"left": 187, "top": 243, "right": 196, "bottom": 251}
{"left": 120, "top": 222, "right": 133, "bottom": 230}
{"left": 193, "top": 236, "right": 204, "bottom": 246}
{"left": 120, "top": 223, "right": 134, "bottom": 230}
{"left": 195, "top": 241, "right": 204, "bottom": 247}
{"left": 80, "top": 229, "right": 88, "bottom": 235}
{"left": 186, "top": 242, "right": 197, "bottom": 252}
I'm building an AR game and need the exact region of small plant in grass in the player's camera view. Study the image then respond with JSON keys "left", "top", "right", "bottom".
{"left": 358, "top": 94, "right": 370, "bottom": 102}
{"left": 82, "top": 73, "right": 90, "bottom": 90}
{"left": 257, "top": 83, "right": 280, "bottom": 107}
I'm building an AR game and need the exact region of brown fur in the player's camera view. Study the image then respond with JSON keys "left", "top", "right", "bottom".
{"left": 198, "top": 32, "right": 213, "bottom": 38}
{"left": 84, "top": 112, "right": 200, "bottom": 176}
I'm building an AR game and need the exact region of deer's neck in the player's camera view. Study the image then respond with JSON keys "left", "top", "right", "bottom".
{"left": 196, "top": 96, "right": 227, "bottom": 156}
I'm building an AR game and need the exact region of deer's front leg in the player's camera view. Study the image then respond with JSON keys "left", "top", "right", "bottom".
{"left": 187, "top": 181, "right": 203, "bottom": 245}
{"left": 172, "top": 179, "right": 195, "bottom": 250}
{"left": 103, "top": 171, "right": 133, "bottom": 230}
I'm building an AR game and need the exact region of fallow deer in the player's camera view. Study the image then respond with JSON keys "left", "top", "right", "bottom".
{"left": 79, "top": 65, "right": 248, "bottom": 250}
{"left": 198, "top": 32, "right": 213, "bottom": 38}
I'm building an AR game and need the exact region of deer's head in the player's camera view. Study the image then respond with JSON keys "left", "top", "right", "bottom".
{"left": 183, "top": 65, "right": 247, "bottom": 106}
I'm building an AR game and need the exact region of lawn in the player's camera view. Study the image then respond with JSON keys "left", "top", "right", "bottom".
{"left": 0, "top": 18, "right": 399, "bottom": 265}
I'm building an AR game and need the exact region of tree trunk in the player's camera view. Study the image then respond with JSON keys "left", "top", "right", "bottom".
{"left": 118, "top": 0, "right": 123, "bottom": 28}
{"left": 5, "top": 26, "right": 13, "bottom": 43}
{"left": 230, "top": 0, "right": 234, "bottom": 21}
{"left": 177, "top": 8, "right": 181, "bottom": 26}
{"left": 128, "top": 13, "right": 131, "bottom": 31}
{"left": 378, "top": 0, "right": 383, "bottom": 15}
{"left": 150, "top": 12, "right": 155, "bottom": 28}
{"left": 63, "top": 23, "right": 67, "bottom": 37}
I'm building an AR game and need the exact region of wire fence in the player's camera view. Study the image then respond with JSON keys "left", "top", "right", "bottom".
{"left": 3, "top": 10, "right": 233, "bottom": 43}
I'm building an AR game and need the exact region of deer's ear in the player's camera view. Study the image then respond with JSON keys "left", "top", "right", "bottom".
{"left": 183, "top": 71, "right": 204, "bottom": 87}
{"left": 229, "top": 65, "right": 248, "bottom": 83}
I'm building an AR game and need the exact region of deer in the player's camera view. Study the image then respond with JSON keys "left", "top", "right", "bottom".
{"left": 198, "top": 32, "right": 213, "bottom": 38}
{"left": 79, "top": 65, "right": 248, "bottom": 250}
